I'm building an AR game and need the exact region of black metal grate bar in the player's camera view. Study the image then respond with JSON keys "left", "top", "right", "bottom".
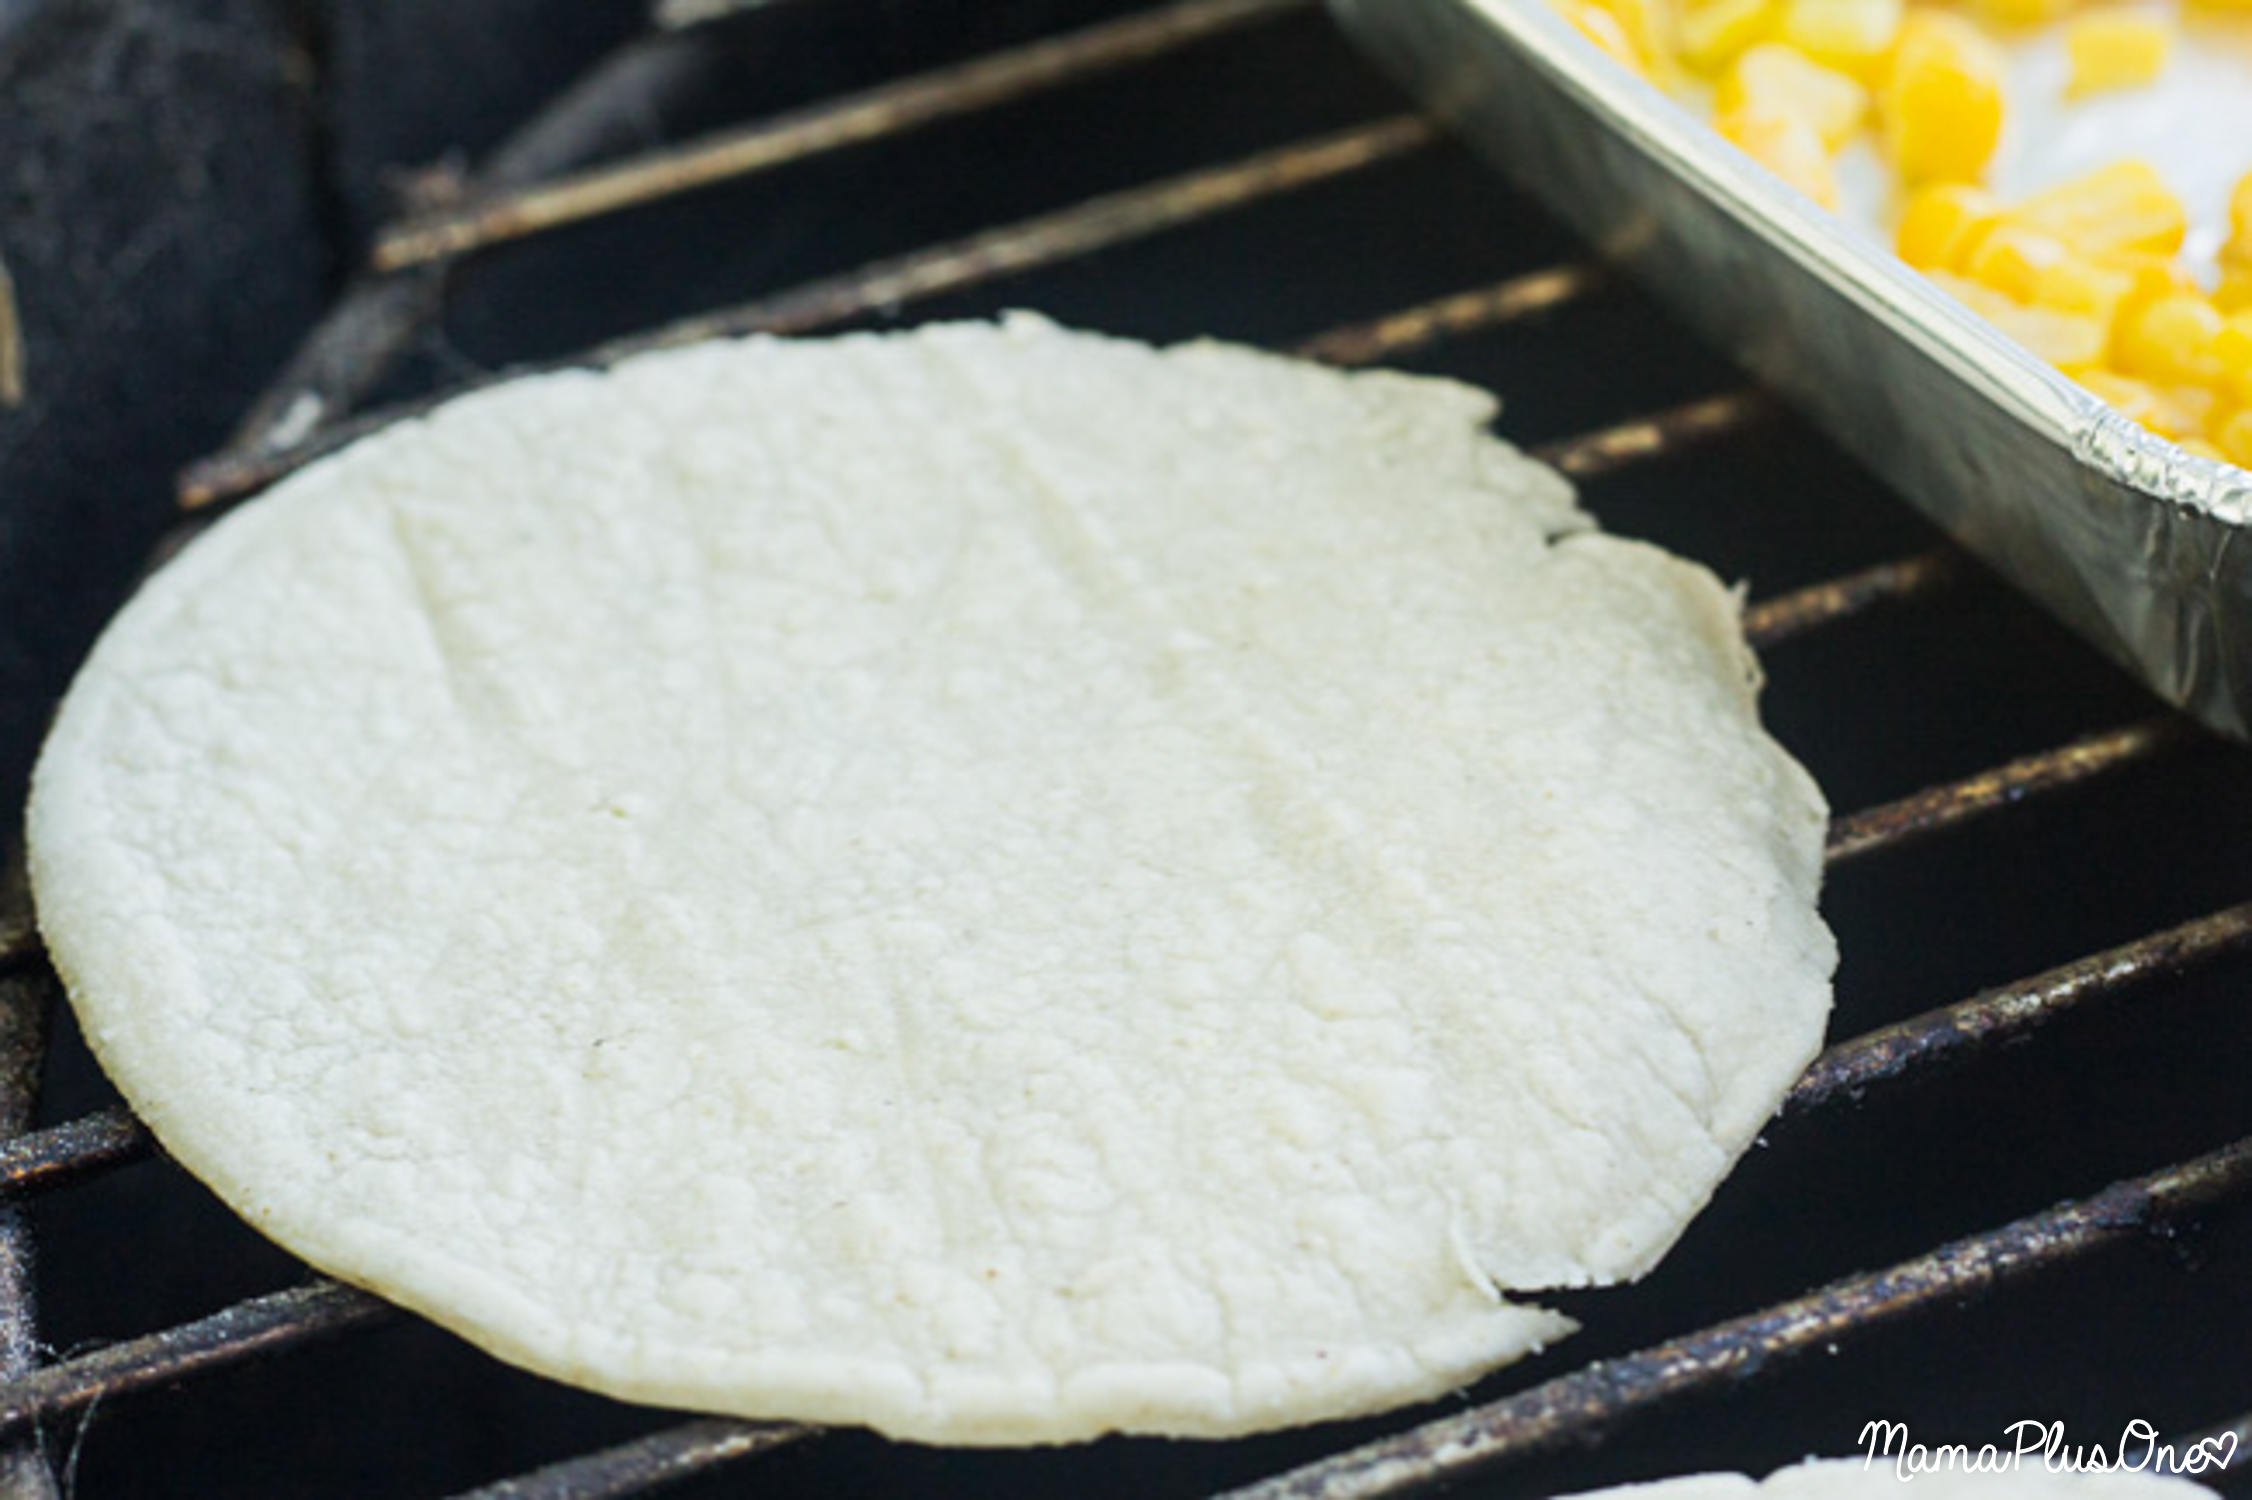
{"left": 0, "top": 1109, "right": 154, "bottom": 1203}
{"left": 1824, "top": 717, "right": 2194, "bottom": 865}
{"left": 178, "top": 114, "right": 1437, "bottom": 515}
{"left": 1530, "top": 388, "right": 1772, "bottom": 478}
{"left": 1784, "top": 901, "right": 2252, "bottom": 1116}
{"left": 0, "top": 1283, "right": 392, "bottom": 1444}
{"left": 443, "top": 1416, "right": 809, "bottom": 1500}
{"left": 0, "top": 255, "right": 22, "bottom": 414}
{"left": 1742, "top": 550, "right": 1962, "bottom": 650}
{"left": 1292, "top": 263, "right": 1609, "bottom": 366}
{"left": 0, "top": 968, "right": 56, "bottom": 1499}
{"left": 192, "top": 21, "right": 758, "bottom": 486}
{"left": 653, "top": 0, "right": 815, "bottom": 29}
{"left": 198, "top": 0, "right": 1332, "bottom": 497}
{"left": 373, "top": 0, "right": 1317, "bottom": 270}
{"left": 1219, "top": 1138, "right": 2252, "bottom": 1500}
{"left": 611, "top": 113, "right": 1436, "bottom": 342}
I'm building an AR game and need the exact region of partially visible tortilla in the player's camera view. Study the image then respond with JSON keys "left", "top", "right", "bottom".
{"left": 28, "top": 315, "right": 1834, "bottom": 1443}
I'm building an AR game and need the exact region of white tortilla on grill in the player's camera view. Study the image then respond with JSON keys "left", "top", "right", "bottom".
{"left": 28, "top": 315, "right": 1834, "bottom": 1444}
{"left": 1569, "top": 1458, "right": 2225, "bottom": 1497}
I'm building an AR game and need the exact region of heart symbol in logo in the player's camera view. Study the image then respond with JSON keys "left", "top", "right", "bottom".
{"left": 2209, "top": 1432, "right": 2240, "bottom": 1471}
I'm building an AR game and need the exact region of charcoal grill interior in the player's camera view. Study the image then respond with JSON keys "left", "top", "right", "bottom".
{"left": 3, "top": 1, "right": 2250, "bottom": 1495}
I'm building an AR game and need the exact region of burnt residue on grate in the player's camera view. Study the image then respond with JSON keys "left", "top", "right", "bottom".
{"left": 8, "top": 0, "right": 2252, "bottom": 1495}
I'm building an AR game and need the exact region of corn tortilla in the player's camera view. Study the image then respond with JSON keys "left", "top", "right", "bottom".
{"left": 28, "top": 316, "right": 1834, "bottom": 1443}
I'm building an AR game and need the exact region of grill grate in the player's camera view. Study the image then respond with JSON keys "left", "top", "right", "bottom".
{"left": 1234, "top": 1141, "right": 2252, "bottom": 1500}
{"left": 6, "top": 0, "right": 2250, "bottom": 1494}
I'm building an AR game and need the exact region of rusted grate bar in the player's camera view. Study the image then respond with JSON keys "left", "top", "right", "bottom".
{"left": 218, "top": 276, "right": 443, "bottom": 463}
{"left": 445, "top": 1416, "right": 812, "bottom": 1500}
{"left": 1222, "top": 1137, "right": 2252, "bottom": 1500}
{"left": 443, "top": 1414, "right": 815, "bottom": 1495}
{"left": 0, "top": 930, "right": 35, "bottom": 979}
{"left": 617, "top": 112, "right": 1435, "bottom": 340}
{"left": 209, "top": 24, "right": 746, "bottom": 477}
{"left": 224, "top": 249, "right": 1600, "bottom": 482}
{"left": 1531, "top": 388, "right": 1772, "bottom": 478}
{"left": 1292, "top": 263, "right": 1608, "bottom": 366}
{"left": 0, "top": 970, "right": 57, "bottom": 1499}
{"left": 1825, "top": 717, "right": 2195, "bottom": 865}
{"left": 374, "top": 0, "right": 1317, "bottom": 271}
{"left": 178, "top": 403, "right": 393, "bottom": 511}
{"left": 0, "top": 1108, "right": 155, "bottom": 1202}
{"left": 179, "top": 114, "right": 1435, "bottom": 514}
{"left": 0, "top": 253, "right": 23, "bottom": 412}
{"left": 1743, "top": 549, "right": 1962, "bottom": 650}
{"left": 1785, "top": 901, "right": 2252, "bottom": 1116}
{"left": 653, "top": 0, "right": 806, "bottom": 27}
{"left": 0, "top": 1281, "right": 391, "bottom": 1443}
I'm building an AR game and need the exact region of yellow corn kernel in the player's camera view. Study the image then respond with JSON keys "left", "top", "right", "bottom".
{"left": 2008, "top": 310, "right": 2108, "bottom": 370}
{"left": 2077, "top": 371, "right": 2217, "bottom": 439}
{"left": 2114, "top": 293, "right": 2227, "bottom": 386}
{"left": 1882, "top": 11, "right": 2008, "bottom": 185}
{"left": 2027, "top": 255, "right": 2134, "bottom": 334}
{"left": 2064, "top": 8, "right": 2171, "bottom": 97}
{"left": 1930, "top": 273, "right": 2106, "bottom": 369}
{"left": 1777, "top": 0, "right": 1903, "bottom": 77}
{"left": 1895, "top": 182, "right": 1997, "bottom": 269}
{"left": 1679, "top": 0, "right": 1778, "bottom": 69}
{"left": 1717, "top": 43, "right": 1869, "bottom": 146}
{"left": 1591, "top": 0, "right": 1682, "bottom": 78}
{"left": 2218, "top": 266, "right": 2252, "bottom": 314}
{"left": 1564, "top": 1, "right": 1652, "bottom": 72}
{"left": 2217, "top": 311, "right": 2252, "bottom": 404}
{"left": 2078, "top": 369, "right": 2168, "bottom": 424}
{"left": 2096, "top": 250, "right": 2201, "bottom": 306}
{"left": 2090, "top": 252, "right": 2203, "bottom": 347}
{"left": 1987, "top": 303, "right": 2110, "bottom": 371}
{"left": 2227, "top": 171, "right": 2252, "bottom": 264}
{"left": 2002, "top": 160, "right": 2188, "bottom": 258}
{"left": 2215, "top": 409, "right": 2252, "bottom": 468}
{"left": 1964, "top": 226, "right": 2070, "bottom": 302}
{"left": 1716, "top": 101, "right": 1840, "bottom": 206}
{"left": 1924, "top": 268, "right": 2014, "bottom": 314}
{"left": 1971, "top": 0, "right": 2080, "bottom": 23}
{"left": 2152, "top": 384, "right": 2219, "bottom": 440}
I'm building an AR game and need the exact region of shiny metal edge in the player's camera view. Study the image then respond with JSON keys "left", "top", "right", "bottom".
{"left": 1332, "top": 0, "right": 2252, "bottom": 736}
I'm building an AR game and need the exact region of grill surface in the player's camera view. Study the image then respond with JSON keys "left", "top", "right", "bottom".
{"left": 6, "top": 1, "right": 2251, "bottom": 1495}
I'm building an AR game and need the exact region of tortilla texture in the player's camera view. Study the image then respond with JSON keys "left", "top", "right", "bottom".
{"left": 28, "top": 315, "right": 1834, "bottom": 1443}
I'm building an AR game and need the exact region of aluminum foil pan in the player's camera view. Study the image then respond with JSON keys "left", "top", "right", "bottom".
{"left": 1330, "top": 0, "right": 2252, "bottom": 737}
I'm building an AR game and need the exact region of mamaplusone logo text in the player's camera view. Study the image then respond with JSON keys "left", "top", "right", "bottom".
{"left": 1860, "top": 1419, "right": 2239, "bottom": 1482}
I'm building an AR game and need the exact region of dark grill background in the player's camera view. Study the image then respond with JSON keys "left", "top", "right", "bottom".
{"left": 1, "top": 1, "right": 2247, "bottom": 1496}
